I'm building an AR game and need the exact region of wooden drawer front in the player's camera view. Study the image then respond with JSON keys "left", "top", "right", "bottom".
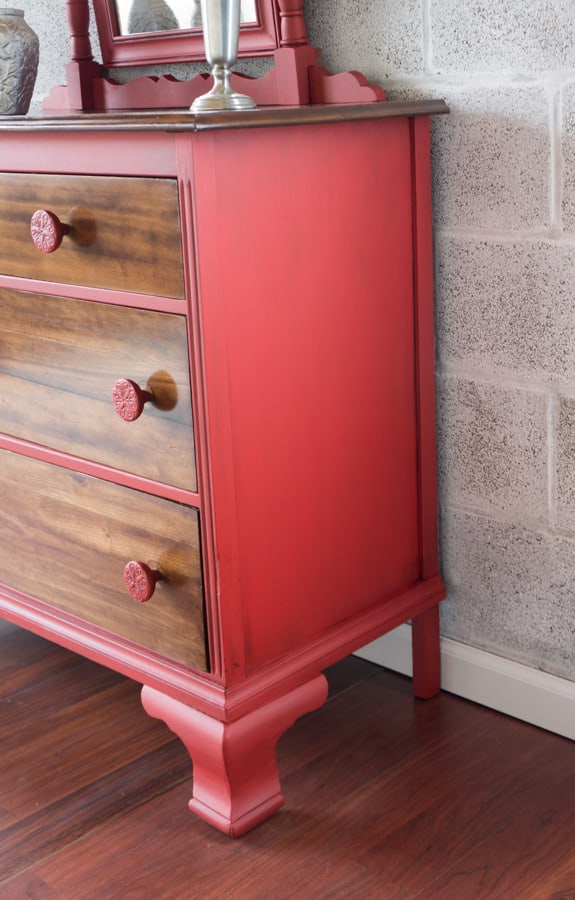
{"left": 0, "top": 173, "right": 184, "bottom": 298}
{"left": 0, "top": 290, "right": 196, "bottom": 491}
{"left": 0, "top": 450, "right": 207, "bottom": 670}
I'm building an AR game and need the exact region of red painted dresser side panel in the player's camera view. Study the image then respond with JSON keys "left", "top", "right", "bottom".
{"left": 192, "top": 118, "right": 422, "bottom": 675}
{"left": 410, "top": 115, "right": 441, "bottom": 581}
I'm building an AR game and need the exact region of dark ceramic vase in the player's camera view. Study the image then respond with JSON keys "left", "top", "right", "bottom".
{"left": 0, "top": 8, "right": 39, "bottom": 116}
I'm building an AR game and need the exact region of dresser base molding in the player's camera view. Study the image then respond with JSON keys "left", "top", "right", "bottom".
{"left": 0, "top": 573, "right": 443, "bottom": 719}
{"left": 142, "top": 675, "right": 328, "bottom": 836}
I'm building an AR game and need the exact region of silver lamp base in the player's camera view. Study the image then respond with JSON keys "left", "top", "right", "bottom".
{"left": 192, "top": 93, "right": 256, "bottom": 111}
{"left": 191, "top": 0, "right": 256, "bottom": 114}
{"left": 191, "top": 64, "right": 256, "bottom": 112}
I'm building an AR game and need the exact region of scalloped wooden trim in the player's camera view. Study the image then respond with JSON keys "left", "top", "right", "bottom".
{"left": 43, "top": 72, "right": 210, "bottom": 113}
{"left": 43, "top": 51, "right": 387, "bottom": 113}
{"left": 309, "top": 66, "right": 386, "bottom": 104}
{"left": 95, "top": 73, "right": 212, "bottom": 111}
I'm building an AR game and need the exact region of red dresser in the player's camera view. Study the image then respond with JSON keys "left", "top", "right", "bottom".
{"left": 0, "top": 102, "right": 446, "bottom": 835}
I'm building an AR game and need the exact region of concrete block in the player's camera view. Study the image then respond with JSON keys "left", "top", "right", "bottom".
{"left": 431, "top": 0, "right": 575, "bottom": 72}
{"left": 561, "top": 81, "right": 575, "bottom": 231}
{"left": 430, "top": 86, "right": 551, "bottom": 230}
{"left": 305, "top": 0, "right": 424, "bottom": 83}
{"left": 436, "top": 236, "right": 575, "bottom": 379}
{"left": 440, "top": 510, "right": 575, "bottom": 680}
{"left": 437, "top": 376, "right": 548, "bottom": 525}
{"left": 554, "top": 394, "right": 575, "bottom": 533}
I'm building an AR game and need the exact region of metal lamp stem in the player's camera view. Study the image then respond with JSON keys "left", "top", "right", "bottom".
{"left": 191, "top": 0, "right": 256, "bottom": 112}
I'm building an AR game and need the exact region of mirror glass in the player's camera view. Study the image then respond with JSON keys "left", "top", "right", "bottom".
{"left": 115, "top": 0, "right": 258, "bottom": 35}
{"left": 93, "top": 0, "right": 280, "bottom": 66}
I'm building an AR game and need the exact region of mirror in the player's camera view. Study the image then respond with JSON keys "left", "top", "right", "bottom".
{"left": 115, "top": 1, "right": 257, "bottom": 34}
{"left": 92, "top": 0, "right": 284, "bottom": 67}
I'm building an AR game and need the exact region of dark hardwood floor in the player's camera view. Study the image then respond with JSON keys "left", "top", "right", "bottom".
{"left": 0, "top": 618, "right": 574, "bottom": 899}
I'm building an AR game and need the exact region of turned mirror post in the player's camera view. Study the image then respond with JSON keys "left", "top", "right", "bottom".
{"left": 64, "top": 0, "right": 103, "bottom": 109}
{"left": 66, "top": 0, "right": 93, "bottom": 61}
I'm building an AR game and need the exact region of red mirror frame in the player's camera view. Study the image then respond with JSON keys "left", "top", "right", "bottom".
{"left": 92, "top": 0, "right": 299, "bottom": 68}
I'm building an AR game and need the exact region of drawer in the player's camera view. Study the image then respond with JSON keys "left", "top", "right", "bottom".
{"left": 0, "top": 290, "right": 196, "bottom": 491}
{"left": 0, "top": 173, "right": 184, "bottom": 298}
{"left": 0, "top": 449, "right": 207, "bottom": 670}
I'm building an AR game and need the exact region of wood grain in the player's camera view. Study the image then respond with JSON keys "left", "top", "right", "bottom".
{"left": 0, "top": 639, "right": 573, "bottom": 898}
{"left": 0, "top": 173, "right": 184, "bottom": 297}
{"left": 0, "top": 289, "right": 196, "bottom": 491}
{"left": 0, "top": 450, "right": 207, "bottom": 669}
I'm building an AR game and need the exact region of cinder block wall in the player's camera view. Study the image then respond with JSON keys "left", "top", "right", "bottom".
{"left": 31, "top": 1, "right": 575, "bottom": 681}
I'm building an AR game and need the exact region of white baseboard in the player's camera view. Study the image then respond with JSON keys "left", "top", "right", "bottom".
{"left": 355, "top": 625, "right": 575, "bottom": 741}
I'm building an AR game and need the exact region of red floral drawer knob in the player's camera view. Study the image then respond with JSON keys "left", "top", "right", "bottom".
{"left": 123, "top": 561, "right": 160, "bottom": 603}
{"left": 30, "top": 209, "right": 70, "bottom": 253}
{"left": 112, "top": 378, "right": 153, "bottom": 422}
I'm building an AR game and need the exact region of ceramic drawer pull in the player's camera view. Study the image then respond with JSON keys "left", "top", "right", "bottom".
{"left": 30, "top": 208, "right": 70, "bottom": 253}
{"left": 123, "top": 560, "right": 161, "bottom": 603}
{"left": 112, "top": 378, "right": 153, "bottom": 422}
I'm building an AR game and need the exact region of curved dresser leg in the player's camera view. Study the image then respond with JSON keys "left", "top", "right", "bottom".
{"left": 141, "top": 674, "right": 328, "bottom": 837}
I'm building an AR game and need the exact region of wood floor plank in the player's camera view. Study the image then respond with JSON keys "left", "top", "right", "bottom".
{"left": 0, "top": 742, "right": 190, "bottom": 886}
{"left": 418, "top": 756, "right": 575, "bottom": 898}
{"left": 1, "top": 624, "right": 575, "bottom": 899}
{"left": 0, "top": 625, "right": 181, "bottom": 861}
{"left": 353, "top": 716, "right": 571, "bottom": 892}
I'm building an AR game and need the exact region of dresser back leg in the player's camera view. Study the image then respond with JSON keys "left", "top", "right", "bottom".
{"left": 411, "top": 604, "right": 441, "bottom": 699}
